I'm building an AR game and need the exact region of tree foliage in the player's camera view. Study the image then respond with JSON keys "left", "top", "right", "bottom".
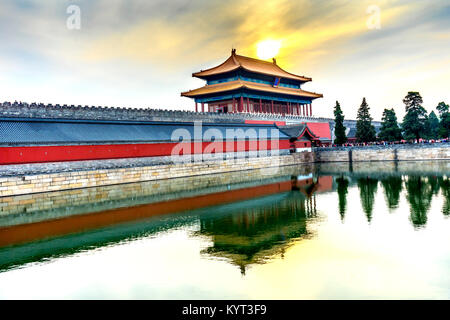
{"left": 378, "top": 108, "right": 402, "bottom": 141}
{"left": 333, "top": 101, "right": 347, "bottom": 145}
{"left": 355, "top": 98, "right": 376, "bottom": 143}
{"left": 401, "top": 92, "right": 428, "bottom": 140}
{"left": 425, "top": 111, "right": 440, "bottom": 140}
{"left": 437, "top": 102, "right": 450, "bottom": 138}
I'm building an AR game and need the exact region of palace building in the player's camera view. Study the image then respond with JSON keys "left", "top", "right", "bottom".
{"left": 181, "top": 49, "right": 323, "bottom": 116}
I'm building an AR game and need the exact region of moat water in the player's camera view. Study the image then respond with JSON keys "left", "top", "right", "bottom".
{"left": 0, "top": 161, "right": 449, "bottom": 299}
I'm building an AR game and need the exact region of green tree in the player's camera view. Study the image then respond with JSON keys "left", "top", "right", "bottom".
{"left": 355, "top": 98, "right": 376, "bottom": 143}
{"left": 378, "top": 108, "right": 402, "bottom": 141}
{"left": 401, "top": 92, "right": 428, "bottom": 141}
{"left": 333, "top": 101, "right": 347, "bottom": 145}
{"left": 436, "top": 102, "right": 450, "bottom": 138}
{"left": 425, "top": 111, "right": 440, "bottom": 140}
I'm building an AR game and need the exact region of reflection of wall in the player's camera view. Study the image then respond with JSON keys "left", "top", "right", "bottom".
{"left": 318, "top": 161, "right": 450, "bottom": 177}
{"left": 0, "top": 164, "right": 317, "bottom": 226}
{"left": 316, "top": 145, "right": 450, "bottom": 162}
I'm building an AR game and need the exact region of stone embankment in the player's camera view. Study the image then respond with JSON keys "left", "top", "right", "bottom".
{"left": 0, "top": 152, "right": 315, "bottom": 197}
{"left": 315, "top": 144, "right": 450, "bottom": 162}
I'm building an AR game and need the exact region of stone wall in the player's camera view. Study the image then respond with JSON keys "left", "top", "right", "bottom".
{"left": 0, "top": 101, "right": 324, "bottom": 123}
{"left": 0, "top": 152, "right": 315, "bottom": 197}
{"left": 315, "top": 144, "right": 450, "bottom": 162}
{"left": 0, "top": 164, "right": 315, "bottom": 226}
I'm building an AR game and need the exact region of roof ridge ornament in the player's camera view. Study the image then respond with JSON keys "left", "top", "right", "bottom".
{"left": 231, "top": 48, "right": 236, "bottom": 55}
{"left": 272, "top": 58, "right": 277, "bottom": 64}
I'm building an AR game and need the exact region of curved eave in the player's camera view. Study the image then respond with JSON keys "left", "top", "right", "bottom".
{"left": 192, "top": 53, "right": 312, "bottom": 82}
{"left": 299, "top": 127, "right": 320, "bottom": 140}
{"left": 194, "top": 66, "right": 312, "bottom": 83}
{"left": 181, "top": 80, "right": 323, "bottom": 99}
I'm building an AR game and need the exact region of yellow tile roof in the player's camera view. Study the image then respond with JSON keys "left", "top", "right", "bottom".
{"left": 181, "top": 79, "right": 323, "bottom": 99}
{"left": 193, "top": 50, "right": 312, "bottom": 82}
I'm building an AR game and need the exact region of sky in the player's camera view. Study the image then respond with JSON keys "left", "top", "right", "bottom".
{"left": 0, "top": 0, "right": 449, "bottom": 120}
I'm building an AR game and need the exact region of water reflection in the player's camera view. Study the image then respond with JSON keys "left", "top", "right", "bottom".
{"left": 381, "top": 176, "right": 402, "bottom": 210}
{"left": 405, "top": 176, "right": 434, "bottom": 228}
{"left": 440, "top": 177, "right": 450, "bottom": 216}
{"left": 336, "top": 176, "right": 349, "bottom": 221}
{"left": 357, "top": 177, "right": 378, "bottom": 223}
{"left": 197, "top": 192, "right": 317, "bottom": 275}
{"left": 0, "top": 161, "right": 449, "bottom": 280}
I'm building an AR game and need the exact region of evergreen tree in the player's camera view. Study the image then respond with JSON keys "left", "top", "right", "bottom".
{"left": 436, "top": 102, "right": 450, "bottom": 138}
{"left": 355, "top": 98, "right": 376, "bottom": 143}
{"left": 378, "top": 108, "right": 402, "bottom": 142}
{"left": 333, "top": 101, "right": 347, "bottom": 145}
{"left": 425, "top": 111, "right": 440, "bottom": 140}
{"left": 401, "top": 92, "right": 428, "bottom": 141}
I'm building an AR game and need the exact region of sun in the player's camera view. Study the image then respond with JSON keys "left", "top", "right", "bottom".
{"left": 256, "top": 40, "right": 282, "bottom": 60}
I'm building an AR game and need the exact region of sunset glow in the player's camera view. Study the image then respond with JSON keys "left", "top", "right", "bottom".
{"left": 256, "top": 40, "right": 282, "bottom": 60}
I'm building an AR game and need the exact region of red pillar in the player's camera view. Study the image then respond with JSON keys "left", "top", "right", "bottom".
{"left": 271, "top": 100, "right": 274, "bottom": 114}
{"left": 201, "top": 103, "right": 204, "bottom": 113}
{"left": 259, "top": 99, "right": 262, "bottom": 113}
{"left": 232, "top": 98, "right": 235, "bottom": 113}
{"left": 195, "top": 102, "right": 198, "bottom": 113}
{"left": 297, "top": 103, "right": 300, "bottom": 116}
{"left": 310, "top": 104, "right": 312, "bottom": 117}
{"left": 240, "top": 96, "right": 244, "bottom": 113}
{"left": 247, "top": 97, "right": 250, "bottom": 113}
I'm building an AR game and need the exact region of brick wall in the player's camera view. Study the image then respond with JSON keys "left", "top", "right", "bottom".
{"left": 0, "top": 152, "right": 315, "bottom": 197}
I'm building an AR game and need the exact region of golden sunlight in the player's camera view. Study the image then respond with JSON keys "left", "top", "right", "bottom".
{"left": 256, "top": 40, "right": 282, "bottom": 60}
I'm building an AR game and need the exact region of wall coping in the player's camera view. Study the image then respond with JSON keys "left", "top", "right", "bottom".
{"left": 315, "top": 142, "right": 450, "bottom": 152}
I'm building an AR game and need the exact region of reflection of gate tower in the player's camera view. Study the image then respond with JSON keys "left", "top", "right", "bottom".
{"left": 198, "top": 192, "right": 314, "bottom": 275}
{"left": 181, "top": 49, "right": 323, "bottom": 116}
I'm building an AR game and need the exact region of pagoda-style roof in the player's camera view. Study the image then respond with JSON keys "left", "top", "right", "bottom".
{"left": 277, "top": 124, "right": 320, "bottom": 140}
{"left": 181, "top": 79, "right": 323, "bottom": 99}
{"left": 193, "top": 49, "right": 312, "bottom": 82}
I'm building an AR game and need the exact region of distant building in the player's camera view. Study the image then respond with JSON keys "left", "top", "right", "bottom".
{"left": 181, "top": 49, "right": 323, "bottom": 116}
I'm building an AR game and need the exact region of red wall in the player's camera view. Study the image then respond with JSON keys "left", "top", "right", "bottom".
{"left": 0, "top": 140, "right": 291, "bottom": 165}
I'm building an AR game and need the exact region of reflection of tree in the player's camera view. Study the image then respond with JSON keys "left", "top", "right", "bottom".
{"left": 429, "top": 176, "right": 441, "bottom": 195}
{"left": 197, "top": 192, "right": 314, "bottom": 275}
{"left": 405, "top": 176, "right": 434, "bottom": 228}
{"left": 357, "top": 177, "right": 378, "bottom": 222}
{"left": 336, "top": 176, "right": 349, "bottom": 221}
{"left": 439, "top": 177, "right": 450, "bottom": 216}
{"left": 381, "top": 176, "right": 403, "bottom": 210}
